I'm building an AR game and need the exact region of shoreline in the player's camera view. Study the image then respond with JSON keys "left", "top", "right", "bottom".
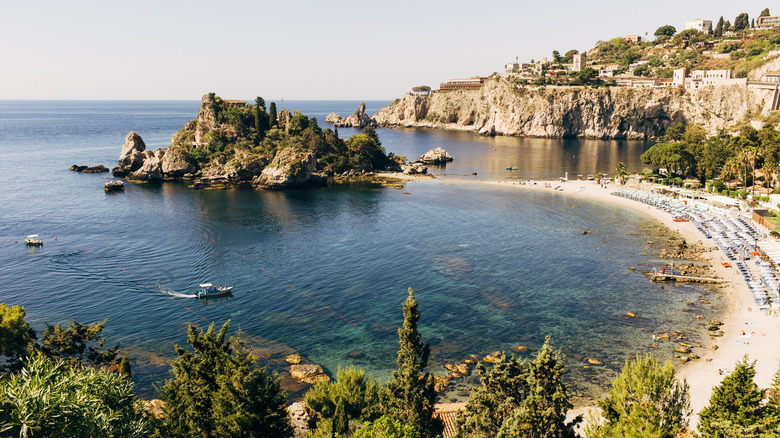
{"left": 383, "top": 173, "right": 780, "bottom": 429}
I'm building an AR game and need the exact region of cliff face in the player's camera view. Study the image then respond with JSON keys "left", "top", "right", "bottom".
{"left": 373, "top": 78, "right": 771, "bottom": 139}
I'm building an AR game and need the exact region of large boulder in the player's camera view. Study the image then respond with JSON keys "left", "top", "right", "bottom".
{"left": 161, "top": 146, "right": 195, "bottom": 178}
{"left": 128, "top": 149, "right": 164, "bottom": 183}
{"left": 117, "top": 132, "right": 147, "bottom": 172}
{"left": 289, "top": 364, "right": 330, "bottom": 384}
{"left": 416, "top": 147, "right": 453, "bottom": 164}
{"left": 253, "top": 147, "right": 323, "bottom": 189}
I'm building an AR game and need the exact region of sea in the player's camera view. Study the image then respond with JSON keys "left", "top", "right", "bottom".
{"left": 0, "top": 100, "right": 724, "bottom": 403}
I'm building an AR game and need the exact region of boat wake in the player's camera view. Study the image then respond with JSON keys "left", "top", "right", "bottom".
{"left": 157, "top": 285, "right": 197, "bottom": 299}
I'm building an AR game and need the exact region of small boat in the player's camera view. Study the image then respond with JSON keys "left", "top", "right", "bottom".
{"left": 506, "top": 167, "right": 518, "bottom": 170}
{"left": 673, "top": 218, "right": 689, "bottom": 222}
{"left": 196, "top": 283, "right": 233, "bottom": 299}
{"left": 104, "top": 180, "right": 125, "bottom": 192}
{"left": 25, "top": 235, "right": 43, "bottom": 246}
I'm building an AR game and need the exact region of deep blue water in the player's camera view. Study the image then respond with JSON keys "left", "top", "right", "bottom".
{"left": 0, "top": 100, "right": 722, "bottom": 403}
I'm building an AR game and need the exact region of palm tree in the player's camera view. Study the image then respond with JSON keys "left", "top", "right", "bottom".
{"left": 615, "top": 162, "right": 627, "bottom": 185}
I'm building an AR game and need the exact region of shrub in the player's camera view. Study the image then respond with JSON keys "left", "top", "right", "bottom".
{"left": 738, "top": 190, "right": 749, "bottom": 199}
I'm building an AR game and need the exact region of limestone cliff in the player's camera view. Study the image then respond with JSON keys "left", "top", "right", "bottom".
{"left": 373, "top": 77, "right": 775, "bottom": 139}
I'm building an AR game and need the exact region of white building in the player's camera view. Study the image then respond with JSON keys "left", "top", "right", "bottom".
{"left": 673, "top": 68, "right": 747, "bottom": 91}
{"left": 685, "top": 18, "right": 712, "bottom": 34}
{"left": 505, "top": 61, "right": 530, "bottom": 75}
{"left": 571, "top": 52, "right": 587, "bottom": 72}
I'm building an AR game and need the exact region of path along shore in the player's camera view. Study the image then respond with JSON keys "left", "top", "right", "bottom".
{"left": 381, "top": 173, "right": 780, "bottom": 429}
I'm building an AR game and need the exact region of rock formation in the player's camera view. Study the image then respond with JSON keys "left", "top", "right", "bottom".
{"left": 325, "top": 103, "right": 377, "bottom": 128}
{"left": 112, "top": 132, "right": 147, "bottom": 177}
{"left": 289, "top": 364, "right": 330, "bottom": 384}
{"left": 416, "top": 147, "right": 453, "bottom": 164}
{"left": 287, "top": 402, "right": 314, "bottom": 437}
{"left": 252, "top": 147, "right": 326, "bottom": 189}
{"left": 70, "top": 164, "right": 108, "bottom": 173}
{"left": 373, "top": 76, "right": 778, "bottom": 139}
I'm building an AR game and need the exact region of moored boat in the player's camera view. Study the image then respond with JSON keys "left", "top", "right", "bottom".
{"left": 196, "top": 283, "right": 233, "bottom": 299}
{"left": 24, "top": 235, "right": 43, "bottom": 246}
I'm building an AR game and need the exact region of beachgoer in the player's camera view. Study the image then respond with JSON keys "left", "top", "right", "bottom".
{"left": 718, "top": 369, "right": 723, "bottom": 375}
{"left": 662, "top": 267, "right": 665, "bottom": 274}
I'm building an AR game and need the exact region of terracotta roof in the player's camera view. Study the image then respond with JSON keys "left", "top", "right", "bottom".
{"left": 434, "top": 402, "right": 467, "bottom": 438}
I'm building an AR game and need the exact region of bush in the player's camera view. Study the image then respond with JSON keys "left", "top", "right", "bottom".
{"left": 729, "top": 190, "right": 738, "bottom": 198}
{"left": 738, "top": 190, "right": 749, "bottom": 199}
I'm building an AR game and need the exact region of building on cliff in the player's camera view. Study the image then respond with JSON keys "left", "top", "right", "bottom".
{"left": 223, "top": 99, "right": 247, "bottom": 108}
{"left": 685, "top": 18, "right": 712, "bottom": 34}
{"left": 625, "top": 34, "right": 643, "bottom": 43}
{"left": 756, "top": 15, "right": 780, "bottom": 30}
{"left": 439, "top": 77, "right": 488, "bottom": 91}
{"left": 673, "top": 68, "right": 747, "bottom": 91}
{"left": 571, "top": 52, "right": 587, "bottom": 72}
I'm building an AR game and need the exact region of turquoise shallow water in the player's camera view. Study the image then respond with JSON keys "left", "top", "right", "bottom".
{"left": 0, "top": 100, "right": 724, "bottom": 402}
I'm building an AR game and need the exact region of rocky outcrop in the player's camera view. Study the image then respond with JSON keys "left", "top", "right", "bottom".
{"left": 325, "top": 103, "right": 377, "bottom": 128}
{"left": 252, "top": 147, "right": 325, "bottom": 189}
{"left": 128, "top": 149, "right": 164, "bottom": 183}
{"left": 70, "top": 164, "right": 108, "bottom": 173}
{"left": 373, "top": 77, "right": 773, "bottom": 139}
{"left": 416, "top": 147, "right": 453, "bottom": 164}
{"left": 402, "top": 162, "right": 427, "bottom": 175}
{"left": 113, "top": 132, "right": 147, "bottom": 176}
{"left": 161, "top": 147, "right": 195, "bottom": 178}
{"left": 287, "top": 402, "right": 314, "bottom": 437}
{"left": 289, "top": 364, "right": 330, "bottom": 384}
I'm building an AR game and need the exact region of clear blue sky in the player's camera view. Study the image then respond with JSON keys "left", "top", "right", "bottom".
{"left": 0, "top": 0, "right": 773, "bottom": 100}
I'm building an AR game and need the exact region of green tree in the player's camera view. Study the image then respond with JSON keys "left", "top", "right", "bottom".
{"left": 734, "top": 13, "right": 750, "bottom": 31}
{"left": 715, "top": 16, "right": 725, "bottom": 36}
{"left": 698, "top": 356, "right": 763, "bottom": 437}
{"left": 456, "top": 353, "right": 529, "bottom": 437}
{"left": 0, "top": 354, "right": 148, "bottom": 438}
{"left": 269, "top": 102, "right": 278, "bottom": 127}
{"left": 157, "top": 321, "right": 292, "bottom": 438}
{"left": 382, "top": 288, "right": 443, "bottom": 438}
{"left": 254, "top": 97, "right": 270, "bottom": 142}
{"left": 304, "top": 365, "right": 382, "bottom": 435}
{"left": 38, "top": 319, "right": 121, "bottom": 370}
{"left": 0, "top": 304, "right": 34, "bottom": 369}
{"left": 615, "top": 162, "right": 627, "bottom": 185}
{"left": 353, "top": 416, "right": 422, "bottom": 438}
{"left": 564, "top": 50, "right": 578, "bottom": 63}
{"left": 411, "top": 86, "right": 432, "bottom": 96}
{"left": 760, "top": 8, "right": 771, "bottom": 17}
{"left": 655, "top": 25, "right": 676, "bottom": 37}
{"left": 585, "top": 356, "right": 689, "bottom": 438}
{"left": 578, "top": 67, "right": 597, "bottom": 82}
{"left": 552, "top": 50, "right": 562, "bottom": 63}
{"left": 456, "top": 339, "right": 577, "bottom": 438}
{"left": 289, "top": 111, "right": 309, "bottom": 135}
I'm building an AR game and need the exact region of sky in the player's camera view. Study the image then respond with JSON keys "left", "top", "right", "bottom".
{"left": 0, "top": 0, "right": 774, "bottom": 100}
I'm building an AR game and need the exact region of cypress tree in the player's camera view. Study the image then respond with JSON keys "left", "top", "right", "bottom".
{"left": 332, "top": 398, "right": 348, "bottom": 437}
{"left": 269, "top": 102, "right": 278, "bottom": 127}
{"left": 383, "top": 287, "right": 443, "bottom": 438}
{"left": 715, "top": 16, "right": 724, "bottom": 36}
{"left": 698, "top": 356, "right": 763, "bottom": 437}
{"left": 254, "top": 97, "right": 269, "bottom": 142}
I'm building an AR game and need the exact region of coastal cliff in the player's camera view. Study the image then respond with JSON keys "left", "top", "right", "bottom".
{"left": 373, "top": 77, "right": 774, "bottom": 139}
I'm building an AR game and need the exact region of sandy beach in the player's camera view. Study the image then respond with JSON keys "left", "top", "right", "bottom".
{"left": 383, "top": 173, "right": 780, "bottom": 429}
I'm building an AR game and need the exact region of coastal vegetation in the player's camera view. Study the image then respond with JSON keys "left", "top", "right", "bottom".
{"left": 640, "top": 121, "right": 780, "bottom": 193}
{"left": 7, "top": 297, "right": 780, "bottom": 436}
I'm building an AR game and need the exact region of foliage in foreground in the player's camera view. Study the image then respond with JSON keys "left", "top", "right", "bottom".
{"left": 698, "top": 355, "right": 765, "bottom": 437}
{"left": 155, "top": 321, "right": 292, "bottom": 438}
{"left": 352, "top": 415, "right": 422, "bottom": 438}
{"left": 585, "top": 355, "right": 690, "bottom": 438}
{"left": 382, "top": 287, "right": 443, "bottom": 438}
{"left": 0, "top": 354, "right": 148, "bottom": 438}
{"left": 304, "top": 365, "right": 382, "bottom": 436}
{"left": 455, "top": 338, "right": 578, "bottom": 438}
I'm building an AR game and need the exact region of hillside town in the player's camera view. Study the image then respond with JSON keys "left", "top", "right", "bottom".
{"left": 438, "top": 10, "right": 780, "bottom": 104}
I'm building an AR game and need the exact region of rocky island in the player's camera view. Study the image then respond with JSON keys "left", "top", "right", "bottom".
{"left": 112, "top": 93, "right": 402, "bottom": 189}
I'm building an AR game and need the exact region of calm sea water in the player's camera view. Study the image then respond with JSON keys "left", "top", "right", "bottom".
{"left": 0, "top": 100, "right": 722, "bottom": 402}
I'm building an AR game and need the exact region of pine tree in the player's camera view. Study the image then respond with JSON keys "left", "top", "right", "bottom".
{"left": 157, "top": 321, "right": 292, "bottom": 437}
{"left": 498, "top": 339, "right": 577, "bottom": 438}
{"left": 455, "top": 353, "right": 529, "bottom": 437}
{"left": 734, "top": 13, "right": 750, "bottom": 31}
{"left": 383, "top": 287, "right": 443, "bottom": 438}
{"left": 332, "top": 398, "right": 348, "bottom": 437}
{"left": 304, "top": 365, "right": 382, "bottom": 435}
{"left": 254, "top": 97, "right": 269, "bottom": 143}
{"left": 586, "top": 355, "right": 689, "bottom": 437}
{"left": 698, "top": 356, "right": 763, "bottom": 437}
